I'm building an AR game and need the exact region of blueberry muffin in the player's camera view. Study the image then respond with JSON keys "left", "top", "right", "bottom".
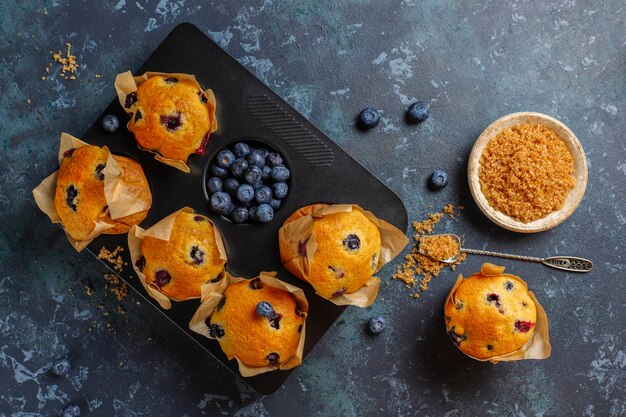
{"left": 123, "top": 74, "right": 218, "bottom": 163}
{"left": 444, "top": 264, "right": 538, "bottom": 359}
{"left": 279, "top": 204, "right": 382, "bottom": 299}
{"left": 206, "top": 278, "right": 305, "bottom": 368}
{"left": 54, "top": 145, "right": 150, "bottom": 241}
{"left": 136, "top": 212, "right": 226, "bottom": 301}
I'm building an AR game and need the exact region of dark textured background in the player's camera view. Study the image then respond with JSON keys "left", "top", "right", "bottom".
{"left": 1, "top": 1, "right": 624, "bottom": 416}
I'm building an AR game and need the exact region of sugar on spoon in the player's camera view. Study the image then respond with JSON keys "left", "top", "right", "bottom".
{"left": 418, "top": 234, "right": 593, "bottom": 273}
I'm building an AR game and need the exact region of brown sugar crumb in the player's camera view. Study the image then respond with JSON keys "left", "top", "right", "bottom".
{"left": 479, "top": 123, "right": 575, "bottom": 223}
{"left": 393, "top": 205, "right": 465, "bottom": 298}
{"left": 49, "top": 42, "right": 78, "bottom": 80}
{"left": 419, "top": 235, "right": 460, "bottom": 262}
{"left": 97, "top": 246, "right": 125, "bottom": 272}
{"left": 104, "top": 273, "right": 128, "bottom": 302}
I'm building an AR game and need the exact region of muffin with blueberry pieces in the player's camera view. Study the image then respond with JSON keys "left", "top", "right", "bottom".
{"left": 129, "top": 209, "right": 227, "bottom": 308}
{"left": 115, "top": 71, "right": 218, "bottom": 172}
{"left": 279, "top": 204, "right": 408, "bottom": 307}
{"left": 190, "top": 272, "right": 307, "bottom": 376}
{"left": 444, "top": 263, "right": 551, "bottom": 361}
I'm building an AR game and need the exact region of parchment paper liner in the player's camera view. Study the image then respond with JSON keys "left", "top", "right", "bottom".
{"left": 128, "top": 207, "right": 228, "bottom": 310}
{"left": 279, "top": 204, "right": 409, "bottom": 307}
{"left": 114, "top": 71, "right": 218, "bottom": 173}
{"left": 189, "top": 271, "right": 308, "bottom": 377}
{"left": 444, "top": 263, "right": 551, "bottom": 363}
{"left": 32, "top": 133, "right": 152, "bottom": 252}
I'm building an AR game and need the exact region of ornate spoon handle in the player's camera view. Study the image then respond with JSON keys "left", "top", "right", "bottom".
{"left": 462, "top": 248, "right": 543, "bottom": 262}
{"left": 462, "top": 249, "right": 593, "bottom": 273}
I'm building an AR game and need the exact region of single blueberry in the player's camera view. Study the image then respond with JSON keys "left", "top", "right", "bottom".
{"left": 256, "top": 204, "right": 274, "bottom": 223}
{"left": 343, "top": 234, "right": 360, "bottom": 250}
{"left": 258, "top": 148, "right": 270, "bottom": 159}
{"left": 225, "top": 202, "right": 236, "bottom": 215}
{"left": 255, "top": 186, "right": 272, "bottom": 204}
{"left": 272, "top": 182, "right": 289, "bottom": 199}
{"left": 154, "top": 270, "right": 171, "bottom": 288}
{"left": 65, "top": 185, "right": 78, "bottom": 212}
{"left": 230, "top": 158, "right": 249, "bottom": 179}
{"left": 61, "top": 404, "right": 81, "bottom": 417}
{"left": 429, "top": 170, "right": 448, "bottom": 189}
{"left": 164, "top": 76, "right": 179, "bottom": 84}
{"left": 215, "top": 149, "right": 236, "bottom": 169}
{"left": 207, "top": 177, "right": 222, "bottom": 194}
{"left": 198, "top": 91, "right": 208, "bottom": 103}
{"left": 233, "top": 142, "right": 251, "bottom": 158}
{"left": 124, "top": 92, "right": 137, "bottom": 108}
{"left": 261, "top": 165, "right": 272, "bottom": 181}
{"left": 406, "top": 101, "right": 430, "bottom": 124}
{"left": 190, "top": 246, "right": 205, "bottom": 265}
{"left": 357, "top": 107, "right": 380, "bottom": 129}
{"left": 256, "top": 301, "right": 274, "bottom": 317}
{"left": 101, "top": 114, "right": 120, "bottom": 133}
{"left": 246, "top": 150, "right": 265, "bottom": 168}
{"left": 94, "top": 163, "right": 106, "bottom": 181}
{"left": 244, "top": 166, "right": 263, "bottom": 184}
{"left": 210, "top": 164, "right": 229, "bottom": 180}
{"left": 367, "top": 316, "right": 386, "bottom": 335}
{"left": 208, "top": 323, "right": 225, "bottom": 338}
{"left": 236, "top": 184, "right": 255, "bottom": 203}
{"left": 209, "top": 191, "right": 233, "bottom": 215}
{"left": 248, "top": 205, "right": 259, "bottom": 221}
{"left": 160, "top": 112, "right": 182, "bottom": 131}
{"left": 223, "top": 177, "right": 240, "bottom": 196}
{"left": 50, "top": 357, "right": 71, "bottom": 377}
{"left": 266, "top": 152, "right": 283, "bottom": 168}
{"left": 269, "top": 198, "right": 282, "bottom": 210}
{"left": 267, "top": 352, "right": 280, "bottom": 365}
{"left": 271, "top": 166, "right": 290, "bottom": 182}
{"left": 231, "top": 206, "right": 249, "bottom": 223}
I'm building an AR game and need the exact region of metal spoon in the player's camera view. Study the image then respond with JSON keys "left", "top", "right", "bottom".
{"left": 418, "top": 234, "right": 593, "bottom": 273}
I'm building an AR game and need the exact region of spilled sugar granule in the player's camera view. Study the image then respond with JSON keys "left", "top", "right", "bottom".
{"left": 43, "top": 42, "right": 78, "bottom": 80}
{"left": 97, "top": 246, "right": 125, "bottom": 272}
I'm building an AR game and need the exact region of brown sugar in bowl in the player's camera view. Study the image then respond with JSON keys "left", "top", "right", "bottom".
{"left": 468, "top": 112, "right": 588, "bottom": 233}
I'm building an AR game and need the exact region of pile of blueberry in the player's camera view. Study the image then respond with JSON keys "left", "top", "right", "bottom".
{"left": 207, "top": 142, "right": 290, "bottom": 223}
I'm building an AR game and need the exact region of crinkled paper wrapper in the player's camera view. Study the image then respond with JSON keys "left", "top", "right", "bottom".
{"left": 189, "top": 271, "right": 308, "bottom": 377}
{"left": 445, "top": 263, "right": 551, "bottom": 363}
{"left": 279, "top": 204, "right": 409, "bottom": 307}
{"left": 32, "top": 133, "right": 152, "bottom": 252}
{"left": 127, "top": 207, "right": 228, "bottom": 310}
{"left": 114, "top": 71, "right": 218, "bottom": 173}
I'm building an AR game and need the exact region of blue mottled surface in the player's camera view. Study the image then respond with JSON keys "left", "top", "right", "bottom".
{"left": 1, "top": 1, "right": 625, "bottom": 416}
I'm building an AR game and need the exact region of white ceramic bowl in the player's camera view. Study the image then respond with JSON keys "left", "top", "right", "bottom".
{"left": 468, "top": 112, "right": 588, "bottom": 233}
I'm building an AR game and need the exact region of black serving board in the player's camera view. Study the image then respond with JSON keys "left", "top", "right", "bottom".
{"left": 82, "top": 23, "right": 407, "bottom": 394}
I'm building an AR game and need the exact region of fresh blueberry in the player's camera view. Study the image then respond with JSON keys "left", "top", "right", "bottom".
{"left": 261, "top": 165, "right": 272, "bottom": 181}
{"left": 272, "top": 182, "right": 289, "bottom": 199}
{"left": 215, "top": 149, "right": 236, "bottom": 169}
{"left": 223, "top": 178, "right": 240, "bottom": 196}
{"left": 256, "top": 301, "right": 273, "bottom": 317}
{"left": 357, "top": 107, "right": 380, "bottom": 129}
{"left": 246, "top": 150, "right": 266, "bottom": 168}
{"left": 50, "top": 357, "right": 71, "bottom": 377}
{"left": 101, "top": 114, "right": 120, "bottom": 133}
{"left": 406, "top": 101, "right": 429, "bottom": 124}
{"left": 255, "top": 186, "right": 272, "bottom": 204}
{"left": 209, "top": 191, "right": 232, "bottom": 215}
{"left": 269, "top": 198, "right": 282, "bottom": 210}
{"left": 61, "top": 404, "right": 81, "bottom": 417}
{"left": 206, "top": 177, "right": 222, "bottom": 194}
{"left": 210, "top": 164, "right": 229, "bottom": 180}
{"left": 429, "top": 170, "right": 448, "bottom": 189}
{"left": 233, "top": 142, "right": 251, "bottom": 158}
{"left": 255, "top": 148, "right": 269, "bottom": 159}
{"left": 256, "top": 204, "right": 274, "bottom": 223}
{"left": 244, "top": 166, "right": 263, "bottom": 184}
{"left": 231, "top": 206, "right": 249, "bottom": 223}
{"left": 367, "top": 316, "right": 386, "bottom": 335}
{"left": 271, "top": 166, "right": 290, "bottom": 182}
{"left": 226, "top": 202, "right": 236, "bottom": 215}
{"left": 231, "top": 158, "right": 249, "bottom": 179}
{"left": 236, "top": 184, "right": 255, "bottom": 203}
{"left": 266, "top": 152, "right": 283, "bottom": 168}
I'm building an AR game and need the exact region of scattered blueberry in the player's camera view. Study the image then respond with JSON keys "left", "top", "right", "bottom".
{"left": 357, "top": 107, "right": 380, "bottom": 129}
{"left": 244, "top": 166, "right": 263, "bottom": 184}
{"left": 256, "top": 301, "right": 274, "bottom": 317}
{"left": 231, "top": 158, "right": 249, "bottom": 178}
{"left": 367, "top": 316, "right": 386, "bottom": 335}
{"left": 406, "top": 101, "right": 429, "bottom": 124}
{"left": 223, "top": 177, "right": 240, "bottom": 196}
{"left": 233, "top": 142, "right": 251, "bottom": 158}
{"left": 271, "top": 166, "right": 290, "bottom": 182}
{"left": 215, "top": 149, "right": 236, "bottom": 169}
{"left": 272, "top": 182, "right": 289, "bottom": 199}
{"left": 256, "top": 204, "right": 274, "bottom": 223}
{"left": 50, "top": 357, "right": 71, "bottom": 377}
{"left": 207, "top": 177, "right": 222, "bottom": 194}
{"left": 255, "top": 186, "right": 272, "bottom": 204}
{"left": 61, "top": 404, "right": 81, "bottom": 417}
{"left": 266, "top": 152, "right": 283, "bottom": 167}
{"left": 236, "top": 184, "right": 255, "bottom": 203}
{"left": 429, "top": 170, "right": 448, "bottom": 190}
{"left": 246, "top": 150, "right": 266, "bottom": 168}
{"left": 269, "top": 198, "right": 282, "bottom": 210}
{"left": 231, "top": 206, "right": 249, "bottom": 223}
{"left": 210, "top": 191, "right": 233, "bottom": 215}
{"left": 210, "top": 164, "right": 229, "bottom": 180}
{"left": 101, "top": 114, "right": 119, "bottom": 133}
